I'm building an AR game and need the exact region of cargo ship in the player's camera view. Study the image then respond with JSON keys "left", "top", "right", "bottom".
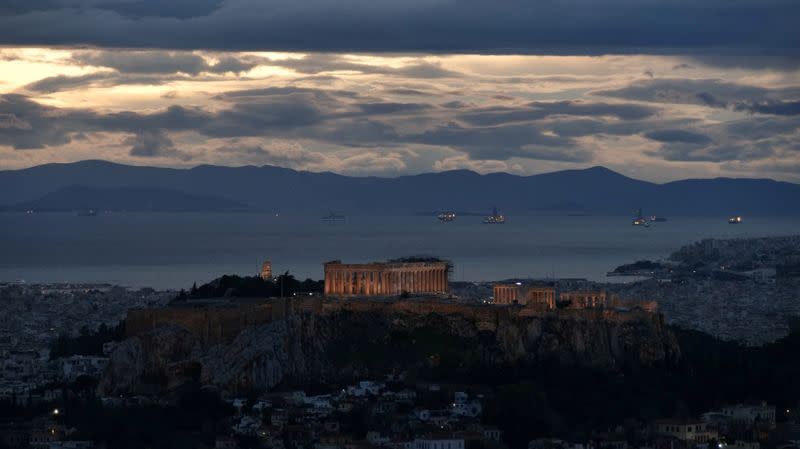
{"left": 483, "top": 206, "right": 505, "bottom": 224}
{"left": 437, "top": 211, "right": 456, "bottom": 222}
{"left": 632, "top": 208, "right": 647, "bottom": 226}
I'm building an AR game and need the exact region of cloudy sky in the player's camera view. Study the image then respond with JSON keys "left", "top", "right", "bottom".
{"left": 0, "top": 0, "right": 798, "bottom": 182}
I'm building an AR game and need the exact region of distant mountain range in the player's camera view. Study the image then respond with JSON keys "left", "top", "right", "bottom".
{"left": 10, "top": 185, "right": 244, "bottom": 212}
{"left": 1, "top": 160, "right": 799, "bottom": 216}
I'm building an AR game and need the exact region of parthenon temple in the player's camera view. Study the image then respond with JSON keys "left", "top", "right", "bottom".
{"left": 324, "top": 260, "right": 449, "bottom": 297}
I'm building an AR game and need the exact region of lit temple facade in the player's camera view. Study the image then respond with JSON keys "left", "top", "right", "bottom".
{"left": 324, "top": 260, "right": 449, "bottom": 297}
{"left": 493, "top": 284, "right": 556, "bottom": 309}
{"left": 492, "top": 285, "right": 655, "bottom": 312}
{"left": 559, "top": 290, "right": 608, "bottom": 308}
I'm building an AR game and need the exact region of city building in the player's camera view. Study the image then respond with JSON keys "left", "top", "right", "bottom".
{"left": 721, "top": 403, "right": 776, "bottom": 427}
{"left": 413, "top": 435, "right": 465, "bottom": 449}
{"left": 653, "top": 419, "right": 718, "bottom": 449}
{"left": 324, "top": 260, "right": 449, "bottom": 297}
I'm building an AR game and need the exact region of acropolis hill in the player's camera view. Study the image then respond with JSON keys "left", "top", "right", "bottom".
{"left": 126, "top": 260, "right": 659, "bottom": 345}
{"left": 113, "top": 292, "right": 677, "bottom": 394}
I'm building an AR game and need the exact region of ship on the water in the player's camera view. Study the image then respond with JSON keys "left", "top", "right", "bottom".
{"left": 632, "top": 208, "right": 666, "bottom": 226}
{"left": 729, "top": 216, "right": 743, "bottom": 224}
{"left": 321, "top": 212, "right": 345, "bottom": 222}
{"left": 437, "top": 211, "right": 456, "bottom": 222}
{"left": 483, "top": 206, "right": 505, "bottom": 224}
{"left": 632, "top": 208, "right": 647, "bottom": 226}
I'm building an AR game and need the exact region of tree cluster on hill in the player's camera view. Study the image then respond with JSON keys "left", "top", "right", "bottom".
{"left": 50, "top": 322, "right": 125, "bottom": 359}
{"left": 173, "top": 273, "right": 323, "bottom": 302}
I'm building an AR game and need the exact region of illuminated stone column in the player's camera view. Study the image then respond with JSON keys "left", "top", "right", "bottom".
{"left": 397, "top": 271, "right": 402, "bottom": 295}
{"left": 369, "top": 271, "right": 376, "bottom": 295}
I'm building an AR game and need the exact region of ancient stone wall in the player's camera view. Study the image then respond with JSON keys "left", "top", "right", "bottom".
{"left": 126, "top": 304, "right": 274, "bottom": 345}
{"left": 126, "top": 296, "right": 657, "bottom": 346}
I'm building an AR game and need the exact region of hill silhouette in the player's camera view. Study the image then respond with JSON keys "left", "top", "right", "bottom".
{"left": 1, "top": 160, "right": 798, "bottom": 216}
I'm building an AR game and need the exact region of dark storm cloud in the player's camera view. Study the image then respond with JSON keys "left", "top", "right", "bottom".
{"left": 124, "top": 129, "right": 190, "bottom": 159}
{"left": 2, "top": 87, "right": 796, "bottom": 166}
{"left": 724, "top": 116, "right": 800, "bottom": 140}
{"left": 216, "top": 144, "right": 325, "bottom": 166}
{"left": 546, "top": 118, "right": 693, "bottom": 139}
{"left": 651, "top": 142, "right": 777, "bottom": 163}
{"left": 457, "top": 101, "right": 656, "bottom": 127}
{"left": 0, "top": 94, "right": 80, "bottom": 149}
{"left": 0, "top": 94, "right": 215, "bottom": 150}
{"left": 0, "top": 0, "right": 797, "bottom": 60}
{"left": 405, "top": 122, "right": 591, "bottom": 162}
{"left": 353, "top": 102, "right": 430, "bottom": 116}
{"left": 644, "top": 129, "right": 713, "bottom": 145}
{"left": 734, "top": 100, "right": 800, "bottom": 116}
{"left": 96, "top": 0, "right": 224, "bottom": 19}
{"left": 72, "top": 51, "right": 262, "bottom": 74}
{"left": 21, "top": 51, "right": 266, "bottom": 93}
{"left": 263, "top": 54, "right": 461, "bottom": 78}
{"left": 0, "top": 0, "right": 224, "bottom": 18}
{"left": 596, "top": 79, "right": 800, "bottom": 115}
{"left": 384, "top": 89, "right": 431, "bottom": 96}
{"left": 24, "top": 72, "right": 175, "bottom": 93}
{"left": 644, "top": 116, "right": 800, "bottom": 163}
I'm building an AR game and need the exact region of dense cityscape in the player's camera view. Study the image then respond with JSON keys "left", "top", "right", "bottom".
{"left": 2, "top": 235, "right": 799, "bottom": 449}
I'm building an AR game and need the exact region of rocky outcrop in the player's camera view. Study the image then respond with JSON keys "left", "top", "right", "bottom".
{"left": 99, "top": 324, "right": 201, "bottom": 395}
{"left": 101, "top": 303, "right": 680, "bottom": 395}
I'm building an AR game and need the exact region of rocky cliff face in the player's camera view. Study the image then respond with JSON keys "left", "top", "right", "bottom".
{"left": 100, "top": 306, "right": 680, "bottom": 395}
